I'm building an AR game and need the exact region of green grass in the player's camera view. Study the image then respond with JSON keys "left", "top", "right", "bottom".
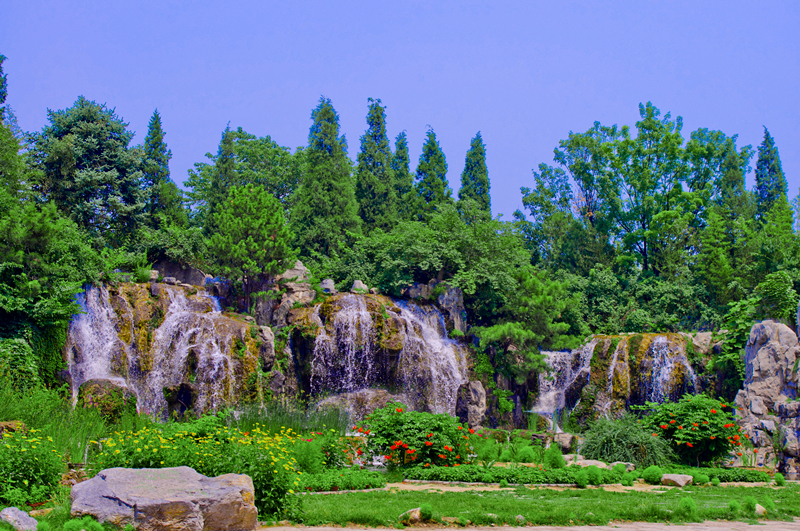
{"left": 298, "top": 483, "right": 800, "bottom": 526}
{"left": 224, "top": 401, "right": 349, "bottom": 435}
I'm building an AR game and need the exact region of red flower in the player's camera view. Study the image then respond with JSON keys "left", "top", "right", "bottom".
{"left": 703, "top": 421, "right": 708, "bottom": 424}
{"left": 652, "top": 433, "right": 658, "bottom": 436}
{"left": 710, "top": 436, "right": 716, "bottom": 440}
{"left": 427, "top": 433, "right": 433, "bottom": 438}
{"left": 457, "top": 426, "right": 463, "bottom": 430}
{"left": 425, "top": 441, "right": 433, "bottom": 446}
{"left": 737, "top": 452, "right": 742, "bottom": 456}
{"left": 396, "top": 407, "right": 403, "bottom": 413}
{"left": 469, "top": 428, "right": 475, "bottom": 434}
{"left": 678, "top": 426, "right": 683, "bottom": 430}
{"left": 710, "top": 409, "right": 717, "bottom": 414}
{"left": 358, "top": 427, "right": 364, "bottom": 433}
{"left": 353, "top": 425, "right": 357, "bottom": 430}
{"left": 660, "top": 424, "right": 668, "bottom": 429}
{"left": 669, "top": 420, "right": 676, "bottom": 424}
{"left": 687, "top": 443, "right": 693, "bottom": 448}
{"left": 365, "top": 429, "right": 370, "bottom": 434}
{"left": 692, "top": 423, "right": 698, "bottom": 427}
{"left": 402, "top": 443, "right": 408, "bottom": 449}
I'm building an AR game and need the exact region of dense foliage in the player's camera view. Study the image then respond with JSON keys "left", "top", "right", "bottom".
{"left": 581, "top": 414, "right": 675, "bottom": 469}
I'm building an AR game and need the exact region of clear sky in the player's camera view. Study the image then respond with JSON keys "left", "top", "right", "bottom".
{"left": 3, "top": 1, "right": 798, "bottom": 219}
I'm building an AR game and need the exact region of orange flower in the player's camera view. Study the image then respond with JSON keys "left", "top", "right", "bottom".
{"left": 652, "top": 433, "right": 658, "bottom": 437}
{"left": 710, "top": 436, "right": 716, "bottom": 439}
{"left": 469, "top": 428, "right": 475, "bottom": 434}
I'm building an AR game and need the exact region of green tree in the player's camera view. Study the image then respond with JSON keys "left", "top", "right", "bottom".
{"left": 208, "top": 184, "right": 297, "bottom": 310}
{"left": 474, "top": 266, "right": 579, "bottom": 383}
{"left": 458, "top": 132, "right": 491, "bottom": 214}
{"left": 696, "top": 207, "right": 735, "bottom": 307}
{"left": 0, "top": 54, "right": 7, "bottom": 123}
{"left": 142, "top": 109, "right": 186, "bottom": 228}
{"left": 355, "top": 98, "right": 396, "bottom": 233}
{"left": 415, "top": 128, "right": 452, "bottom": 219}
{"left": 28, "top": 96, "right": 146, "bottom": 246}
{"left": 754, "top": 127, "right": 787, "bottom": 218}
{"left": 291, "top": 97, "right": 361, "bottom": 256}
{"left": 392, "top": 132, "right": 413, "bottom": 201}
{"left": 754, "top": 195, "right": 796, "bottom": 278}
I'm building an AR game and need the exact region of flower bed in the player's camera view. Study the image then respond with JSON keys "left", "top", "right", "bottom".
{"left": 297, "top": 469, "right": 386, "bottom": 492}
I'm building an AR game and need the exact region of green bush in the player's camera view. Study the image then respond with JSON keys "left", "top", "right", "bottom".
{"left": 711, "top": 477, "right": 720, "bottom": 487}
{"left": 728, "top": 500, "right": 741, "bottom": 513}
{"left": 742, "top": 496, "right": 758, "bottom": 513}
{"left": 517, "top": 446, "right": 536, "bottom": 464}
{"left": 0, "top": 428, "right": 63, "bottom": 506}
{"left": 0, "top": 338, "right": 41, "bottom": 390}
{"left": 356, "top": 402, "right": 471, "bottom": 468}
{"left": 621, "top": 472, "right": 637, "bottom": 486}
{"left": 37, "top": 516, "right": 105, "bottom": 531}
{"left": 611, "top": 463, "right": 627, "bottom": 475}
{"left": 296, "top": 469, "right": 385, "bottom": 492}
{"left": 293, "top": 438, "right": 324, "bottom": 474}
{"left": 575, "top": 470, "right": 589, "bottom": 488}
{"left": 581, "top": 414, "right": 675, "bottom": 469}
{"left": 586, "top": 465, "right": 602, "bottom": 486}
{"left": 641, "top": 465, "right": 664, "bottom": 485}
{"left": 678, "top": 497, "right": 697, "bottom": 514}
{"left": 692, "top": 473, "right": 709, "bottom": 485}
{"left": 762, "top": 497, "right": 776, "bottom": 511}
{"left": 420, "top": 503, "right": 433, "bottom": 521}
{"left": 635, "top": 393, "right": 742, "bottom": 465}
{"left": 774, "top": 472, "right": 785, "bottom": 486}
{"left": 662, "top": 466, "right": 769, "bottom": 483}
{"left": 543, "top": 444, "right": 565, "bottom": 469}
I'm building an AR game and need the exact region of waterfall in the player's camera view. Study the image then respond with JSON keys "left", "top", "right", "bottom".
{"left": 309, "top": 295, "right": 468, "bottom": 415}
{"left": 533, "top": 339, "right": 598, "bottom": 420}
{"left": 66, "top": 284, "right": 246, "bottom": 419}
{"left": 644, "top": 336, "right": 697, "bottom": 403}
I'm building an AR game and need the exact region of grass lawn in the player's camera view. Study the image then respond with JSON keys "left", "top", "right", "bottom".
{"left": 297, "top": 483, "right": 800, "bottom": 527}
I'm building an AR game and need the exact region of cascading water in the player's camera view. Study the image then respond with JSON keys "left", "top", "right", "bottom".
{"left": 309, "top": 295, "right": 468, "bottom": 415}
{"left": 532, "top": 339, "right": 598, "bottom": 427}
{"left": 66, "top": 284, "right": 252, "bottom": 419}
{"left": 644, "top": 335, "right": 697, "bottom": 403}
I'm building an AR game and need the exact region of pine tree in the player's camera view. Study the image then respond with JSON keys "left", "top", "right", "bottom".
{"left": 458, "top": 132, "right": 491, "bottom": 213}
{"left": 291, "top": 97, "right": 361, "bottom": 256}
{"left": 755, "top": 127, "right": 787, "bottom": 218}
{"left": 143, "top": 109, "right": 186, "bottom": 228}
{"left": 392, "top": 131, "right": 417, "bottom": 221}
{"left": 355, "top": 98, "right": 396, "bottom": 233}
{"left": 205, "top": 125, "right": 235, "bottom": 234}
{"left": 0, "top": 55, "right": 7, "bottom": 123}
{"left": 696, "top": 207, "right": 734, "bottom": 307}
{"left": 415, "top": 128, "right": 452, "bottom": 219}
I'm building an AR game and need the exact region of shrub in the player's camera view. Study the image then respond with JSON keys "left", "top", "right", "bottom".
{"left": 634, "top": 393, "right": 742, "bottom": 466}
{"left": 586, "top": 465, "right": 602, "bottom": 486}
{"left": 611, "top": 463, "right": 627, "bottom": 475}
{"left": 774, "top": 472, "right": 785, "bottom": 486}
{"left": 499, "top": 479, "right": 509, "bottom": 488}
{"left": 641, "top": 465, "right": 664, "bottom": 485}
{"left": 293, "top": 438, "right": 324, "bottom": 474}
{"left": 581, "top": 414, "right": 675, "bottom": 469}
{"left": 296, "top": 469, "right": 385, "bottom": 492}
{"left": 517, "top": 446, "right": 535, "bottom": 464}
{"left": 762, "top": 497, "right": 776, "bottom": 511}
{"left": 728, "top": 500, "right": 741, "bottom": 513}
{"left": 575, "top": 470, "right": 589, "bottom": 488}
{"left": 0, "top": 429, "right": 63, "bottom": 506}
{"left": 621, "top": 472, "right": 637, "bottom": 486}
{"left": 499, "top": 449, "right": 513, "bottom": 462}
{"left": 692, "top": 473, "right": 709, "bottom": 485}
{"left": 420, "top": 503, "right": 433, "bottom": 521}
{"left": 711, "top": 477, "right": 720, "bottom": 487}
{"left": 0, "top": 338, "right": 41, "bottom": 390}
{"left": 543, "top": 444, "right": 566, "bottom": 469}
{"left": 356, "top": 402, "right": 471, "bottom": 468}
{"left": 678, "top": 497, "right": 697, "bottom": 514}
{"left": 742, "top": 496, "right": 758, "bottom": 513}
{"left": 92, "top": 425, "right": 300, "bottom": 517}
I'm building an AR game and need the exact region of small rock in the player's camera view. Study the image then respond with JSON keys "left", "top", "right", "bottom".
{"left": 610, "top": 461, "right": 636, "bottom": 472}
{"left": 320, "top": 279, "right": 337, "bottom": 294}
{"left": 399, "top": 508, "right": 422, "bottom": 524}
{"left": 0, "top": 507, "right": 38, "bottom": 531}
{"left": 575, "top": 459, "right": 609, "bottom": 469}
{"left": 149, "top": 270, "right": 159, "bottom": 281}
{"left": 369, "top": 287, "right": 380, "bottom": 295}
{"left": 755, "top": 503, "right": 767, "bottom": 516}
{"left": 661, "top": 474, "right": 693, "bottom": 488}
{"left": 351, "top": 280, "right": 368, "bottom": 292}
{"left": 28, "top": 508, "right": 53, "bottom": 518}
{"left": 163, "top": 276, "right": 178, "bottom": 285}
{"left": 515, "top": 515, "right": 526, "bottom": 524}
{"left": 487, "top": 513, "right": 499, "bottom": 519}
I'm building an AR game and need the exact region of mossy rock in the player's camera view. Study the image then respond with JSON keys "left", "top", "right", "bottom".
{"left": 77, "top": 379, "right": 137, "bottom": 423}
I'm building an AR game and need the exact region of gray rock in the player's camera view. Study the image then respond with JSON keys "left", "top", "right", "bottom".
{"left": 320, "top": 279, "right": 337, "bottom": 294}
{"left": 403, "top": 282, "right": 432, "bottom": 300}
{"left": 744, "top": 320, "right": 800, "bottom": 410}
{"left": 369, "top": 287, "right": 380, "bottom": 295}
{"left": 258, "top": 326, "right": 275, "bottom": 371}
{"left": 661, "top": 474, "right": 693, "bottom": 488}
{"left": 154, "top": 260, "right": 206, "bottom": 287}
{"left": 778, "top": 400, "right": 800, "bottom": 418}
{"left": 399, "top": 508, "right": 422, "bottom": 524}
{"left": 750, "top": 396, "right": 767, "bottom": 416}
{"left": 759, "top": 419, "right": 776, "bottom": 434}
{"left": 276, "top": 260, "right": 311, "bottom": 284}
{"left": 455, "top": 381, "right": 486, "bottom": 428}
{"left": 149, "top": 270, "right": 159, "bottom": 281}
{"left": 610, "top": 461, "right": 636, "bottom": 472}
{"left": 436, "top": 284, "right": 467, "bottom": 334}
{"left": 755, "top": 503, "right": 767, "bottom": 516}
{"left": 553, "top": 433, "right": 575, "bottom": 453}
{"left": 351, "top": 280, "right": 368, "bottom": 292}
{"left": 783, "top": 427, "right": 800, "bottom": 457}
{"left": 273, "top": 261, "right": 316, "bottom": 327}
{"left": 574, "top": 459, "right": 608, "bottom": 469}
{"left": 267, "top": 370, "right": 286, "bottom": 395}
{"left": 253, "top": 297, "right": 276, "bottom": 327}
{"left": 515, "top": 515, "right": 526, "bottom": 524}
{"left": 163, "top": 276, "right": 178, "bottom": 285}
{"left": 0, "top": 507, "right": 38, "bottom": 531}
{"left": 70, "top": 467, "right": 257, "bottom": 531}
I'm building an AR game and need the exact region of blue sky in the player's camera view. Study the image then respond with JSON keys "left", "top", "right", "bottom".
{"left": 3, "top": 1, "right": 798, "bottom": 219}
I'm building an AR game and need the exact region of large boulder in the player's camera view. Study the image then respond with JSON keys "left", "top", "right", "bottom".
{"left": 0, "top": 508, "right": 37, "bottom": 531}
{"left": 258, "top": 326, "right": 275, "bottom": 371}
{"left": 273, "top": 261, "right": 316, "bottom": 328}
{"left": 153, "top": 261, "right": 206, "bottom": 287}
{"left": 742, "top": 320, "right": 799, "bottom": 410}
{"left": 455, "top": 381, "right": 486, "bottom": 428}
{"left": 71, "top": 467, "right": 257, "bottom": 531}
{"left": 661, "top": 474, "right": 693, "bottom": 488}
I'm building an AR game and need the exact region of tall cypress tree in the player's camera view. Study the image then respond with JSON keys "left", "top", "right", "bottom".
{"left": 415, "top": 128, "right": 452, "bottom": 218}
{"left": 143, "top": 109, "right": 186, "bottom": 228}
{"left": 291, "top": 97, "right": 361, "bottom": 256}
{"left": 0, "top": 55, "right": 7, "bottom": 123}
{"left": 458, "top": 131, "right": 491, "bottom": 213}
{"left": 205, "top": 125, "right": 235, "bottom": 234}
{"left": 392, "top": 131, "right": 416, "bottom": 221}
{"left": 355, "top": 98, "right": 396, "bottom": 233}
{"left": 754, "top": 127, "right": 787, "bottom": 218}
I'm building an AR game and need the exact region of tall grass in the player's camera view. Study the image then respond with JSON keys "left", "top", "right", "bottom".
{"left": 581, "top": 414, "right": 675, "bottom": 469}
{"left": 0, "top": 383, "right": 107, "bottom": 464}
{"left": 226, "top": 400, "right": 349, "bottom": 435}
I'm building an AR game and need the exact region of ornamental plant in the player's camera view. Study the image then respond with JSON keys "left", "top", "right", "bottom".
{"left": 634, "top": 393, "right": 743, "bottom": 466}
{"left": 0, "top": 429, "right": 63, "bottom": 506}
{"left": 355, "top": 402, "right": 472, "bottom": 468}
{"left": 92, "top": 425, "right": 301, "bottom": 517}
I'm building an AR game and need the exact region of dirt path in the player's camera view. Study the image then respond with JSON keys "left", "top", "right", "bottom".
{"left": 263, "top": 522, "right": 800, "bottom": 531}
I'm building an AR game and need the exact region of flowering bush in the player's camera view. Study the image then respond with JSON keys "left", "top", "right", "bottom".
{"left": 355, "top": 402, "right": 472, "bottom": 468}
{"left": 92, "top": 424, "right": 301, "bottom": 517}
{"left": 0, "top": 429, "right": 63, "bottom": 506}
{"left": 635, "top": 394, "right": 743, "bottom": 466}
